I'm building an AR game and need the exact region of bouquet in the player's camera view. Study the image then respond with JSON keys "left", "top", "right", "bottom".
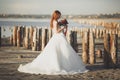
{"left": 58, "top": 19, "right": 68, "bottom": 36}
{"left": 58, "top": 19, "right": 68, "bottom": 26}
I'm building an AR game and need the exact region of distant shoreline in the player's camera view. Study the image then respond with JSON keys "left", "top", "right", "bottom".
{"left": 0, "top": 13, "right": 120, "bottom": 19}
{"left": 0, "top": 17, "right": 120, "bottom": 20}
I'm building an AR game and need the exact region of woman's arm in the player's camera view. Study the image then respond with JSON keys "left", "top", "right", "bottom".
{"left": 53, "top": 20, "right": 66, "bottom": 33}
{"left": 57, "top": 26, "right": 65, "bottom": 33}
{"left": 53, "top": 20, "right": 64, "bottom": 33}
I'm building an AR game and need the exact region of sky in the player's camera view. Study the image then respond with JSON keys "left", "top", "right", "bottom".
{"left": 0, "top": 0, "right": 120, "bottom": 15}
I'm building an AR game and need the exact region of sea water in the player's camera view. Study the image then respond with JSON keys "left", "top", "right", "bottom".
{"left": 0, "top": 18, "right": 119, "bottom": 38}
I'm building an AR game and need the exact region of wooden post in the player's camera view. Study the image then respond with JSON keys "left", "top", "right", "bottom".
{"left": 19, "top": 26, "right": 23, "bottom": 46}
{"left": 106, "top": 29, "right": 109, "bottom": 34}
{"left": 103, "top": 29, "right": 106, "bottom": 37}
{"left": 96, "top": 28, "right": 99, "bottom": 39}
{"left": 104, "top": 33, "right": 110, "bottom": 68}
{"left": 36, "top": 27, "right": 41, "bottom": 51}
{"left": 73, "top": 31, "right": 77, "bottom": 52}
{"left": 37, "top": 28, "right": 42, "bottom": 51}
{"left": 110, "top": 33, "right": 118, "bottom": 67}
{"left": 41, "top": 28, "right": 45, "bottom": 50}
{"left": 41, "top": 28, "right": 48, "bottom": 50}
{"left": 69, "top": 30, "right": 73, "bottom": 46}
{"left": 69, "top": 30, "right": 77, "bottom": 52}
{"left": 24, "top": 27, "right": 29, "bottom": 49}
{"left": 17, "top": 27, "right": 21, "bottom": 47}
{"left": 0, "top": 27, "right": 1, "bottom": 47}
{"left": 48, "top": 28, "right": 52, "bottom": 40}
{"left": 80, "top": 28, "right": 83, "bottom": 37}
{"left": 45, "top": 28, "right": 49, "bottom": 44}
{"left": 96, "top": 49, "right": 102, "bottom": 58}
{"left": 82, "top": 31, "right": 89, "bottom": 64}
{"left": 29, "top": 26, "right": 34, "bottom": 48}
{"left": 21, "top": 26, "right": 26, "bottom": 47}
{"left": 89, "top": 32, "right": 95, "bottom": 64}
{"left": 10, "top": 34, "right": 13, "bottom": 45}
{"left": 32, "top": 28, "right": 37, "bottom": 51}
{"left": 101, "top": 29, "right": 104, "bottom": 38}
{"left": 99, "top": 29, "right": 103, "bottom": 38}
{"left": 13, "top": 26, "right": 18, "bottom": 46}
{"left": 92, "top": 28, "right": 96, "bottom": 35}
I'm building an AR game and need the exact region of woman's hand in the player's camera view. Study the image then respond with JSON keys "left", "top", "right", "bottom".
{"left": 61, "top": 26, "right": 65, "bottom": 30}
{"left": 57, "top": 26, "right": 65, "bottom": 33}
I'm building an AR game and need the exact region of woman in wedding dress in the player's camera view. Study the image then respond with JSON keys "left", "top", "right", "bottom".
{"left": 18, "top": 10, "right": 89, "bottom": 75}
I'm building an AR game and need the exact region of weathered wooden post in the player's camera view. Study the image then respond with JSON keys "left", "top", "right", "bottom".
{"left": 21, "top": 26, "right": 26, "bottom": 47}
{"left": 10, "top": 34, "right": 13, "bottom": 45}
{"left": 96, "top": 28, "right": 99, "bottom": 39}
{"left": 48, "top": 28, "right": 52, "bottom": 40}
{"left": 73, "top": 31, "right": 77, "bottom": 52}
{"left": 106, "top": 29, "right": 109, "bottom": 34}
{"left": 29, "top": 26, "right": 34, "bottom": 48}
{"left": 32, "top": 28, "right": 37, "bottom": 51}
{"left": 45, "top": 28, "right": 49, "bottom": 44}
{"left": 99, "top": 29, "right": 103, "bottom": 38}
{"left": 36, "top": 27, "right": 42, "bottom": 51}
{"left": 89, "top": 31, "right": 95, "bottom": 64}
{"left": 101, "top": 29, "right": 104, "bottom": 38}
{"left": 41, "top": 28, "right": 48, "bottom": 50}
{"left": 104, "top": 33, "right": 110, "bottom": 68}
{"left": 82, "top": 31, "right": 89, "bottom": 64}
{"left": 24, "top": 27, "right": 29, "bottom": 49}
{"left": 69, "top": 30, "right": 77, "bottom": 52}
{"left": 41, "top": 28, "right": 45, "bottom": 50}
{"left": 96, "top": 49, "right": 102, "bottom": 58}
{"left": 69, "top": 30, "right": 73, "bottom": 46}
{"left": 92, "top": 28, "right": 96, "bottom": 35}
{"left": 37, "top": 28, "right": 42, "bottom": 51}
{"left": 19, "top": 26, "right": 23, "bottom": 46}
{"left": 103, "top": 29, "right": 106, "bottom": 37}
{"left": 17, "top": 27, "right": 21, "bottom": 47}
{"left": 0, "top": 27, "right": 1, "bottom": 47}
{"left": 79, "top": 28, "right": 83, "bottom": 37}
{"left": 13, "top": 26, "right": 18, "bottom": 46}
{"left": 110, "top": 33, "right": 118, "bottom": 68}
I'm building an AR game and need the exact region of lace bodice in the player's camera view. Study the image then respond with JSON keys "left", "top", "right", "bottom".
{"left": 52, "top": 20, "right": 61, "bottom": 34}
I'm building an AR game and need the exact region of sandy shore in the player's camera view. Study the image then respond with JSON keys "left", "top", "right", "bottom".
{"left": 0, "top": 46, "right": 120, "bottom": 80}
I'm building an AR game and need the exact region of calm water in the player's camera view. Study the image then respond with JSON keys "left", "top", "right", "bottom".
{"left": 0, "top": 18, "right": 96, "bottom": 38}
{"left": 0, "top": 18, "right": 120, "bottom": 38}
{"left": 0, "top": 18, "right": 89, "bottom": 28}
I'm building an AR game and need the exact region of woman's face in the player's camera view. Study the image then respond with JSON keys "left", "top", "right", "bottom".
{"left": 57, "top": 14, "right": 61, "bottom": 19}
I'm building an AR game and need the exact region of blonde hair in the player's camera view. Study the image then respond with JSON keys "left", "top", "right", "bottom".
{"left": 50, "top": 10, "right": 61, "bottom": 29}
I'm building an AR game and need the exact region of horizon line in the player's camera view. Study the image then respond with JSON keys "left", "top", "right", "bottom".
{"left": 0, "top": 12, "right": 120, "bottom": 15}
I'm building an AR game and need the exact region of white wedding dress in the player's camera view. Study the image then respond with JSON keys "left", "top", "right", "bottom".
{"left": 18, "top": 20, "right": 88, "bottom": 75}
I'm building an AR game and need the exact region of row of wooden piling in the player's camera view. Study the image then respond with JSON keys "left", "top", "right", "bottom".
{"left": 10, "top": 26, "right": 119, "bottom": 67}
{"left": 82, "top": 29, "right": 118, "bottom": 68}
{"left": 0, "top": 25, "right": 119, "bottom": 68}
{"left": 11, "top": 26, "right": 120, "bottom": 51}
{"left": 10, "top": 26, "right": 52, "bottom": 51}
{"left": 77, "top": 19, "right": 120, "bottom": 29}
{"left": 104, "top": 33, "right": 118, "bottom": 68}
{"left": 82, "top": 31, "right": 95, "bottom": 64}
{"left": 76, "top": 27, "right": 120, "bottom": 38}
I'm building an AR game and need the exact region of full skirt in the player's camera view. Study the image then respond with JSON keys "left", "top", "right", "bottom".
{"left": 18, "top": 33, "right": 88, "bottom": 75}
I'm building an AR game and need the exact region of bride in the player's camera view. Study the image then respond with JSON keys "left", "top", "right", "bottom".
{"left": 18, "top": 10, "right": 89, "bottom": 75}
